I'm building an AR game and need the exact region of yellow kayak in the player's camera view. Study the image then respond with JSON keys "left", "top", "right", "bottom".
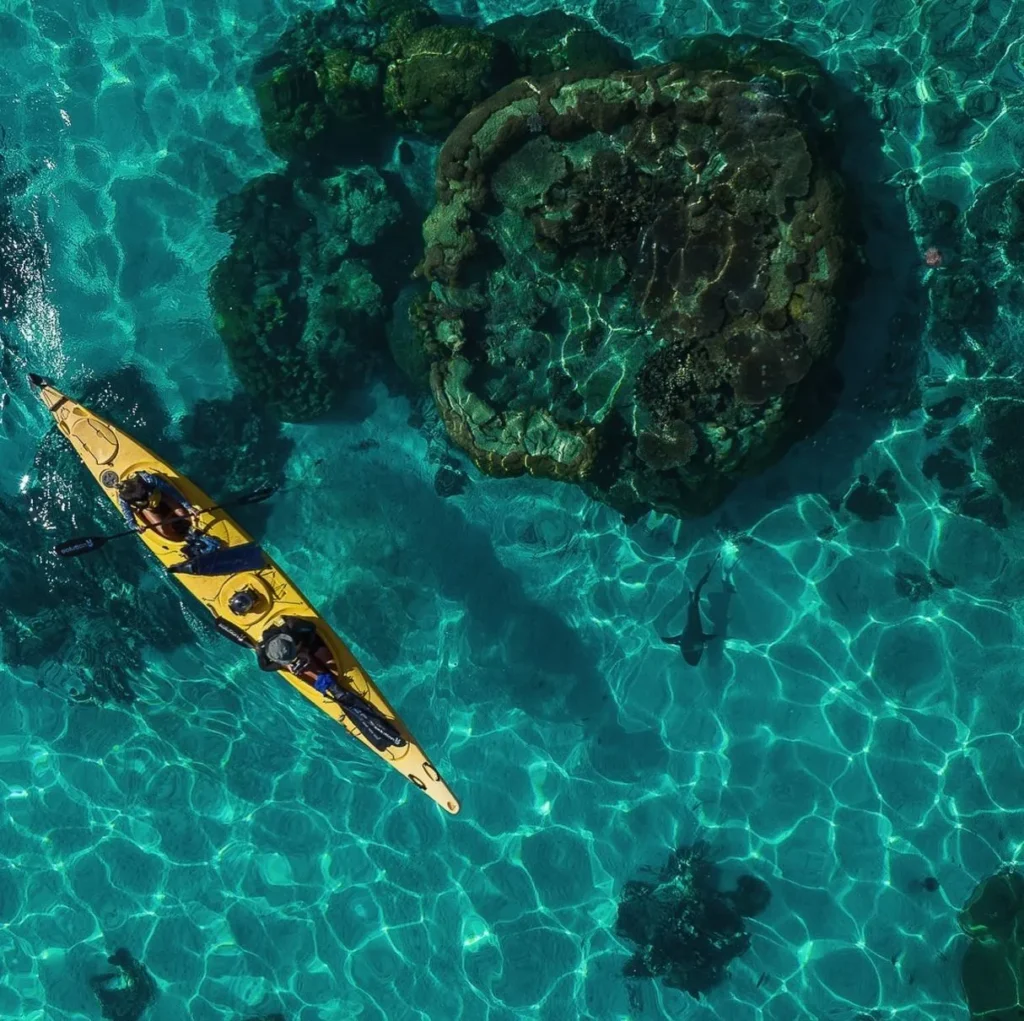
{"left": 30, "top": 375, "right": 460, "bottom": 815}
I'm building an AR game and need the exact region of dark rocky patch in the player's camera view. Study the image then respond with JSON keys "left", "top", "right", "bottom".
{"left": 209, "top": 168, "right": 401, "bottom": 421}
{"left": 379, "top": 21, "right": 517, "bottom": 137}
{"left": 434, "top": 463, "right": 468, "bottom": 498}
{"left": 844, "top": 472, "right": 898, "bottom": 521}
{"left": 959, "top": 870, "right": 1024, "bottom": 1020}
{"left": 922, "top": 447, "right": 971, "bottom": 490}
{"left": 253, "top": 0, "right": 585, "bottom": 154}
{"left": 982, "top": 399, "right": 1024, "bottom": 508}
{"left": 88, "top": 948, "right": 157, "bottom": 1021}
{"left": 616, "top": 841, "right": 770, "bottom": 998}
{"left": 959, "top": 487, "right": 1007, "bottom": 530}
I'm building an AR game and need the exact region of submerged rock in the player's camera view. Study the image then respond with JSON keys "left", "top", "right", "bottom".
{"left": 379, "top": 22, "right": 517, "bottom": 137}
{"left": 960, "top": 870, "right": 1024, "bottom": 1020}
{"left": 488, "top": 10, "right": 634, "bottom": 77}
{"left": 434, "top": 463, "right": 468, "bottom": 497}
{"left": 616, "top": 842, "right": 770, "bottom": 998}
{"left": 255, "top": 49, "right": 383, "bottom": 164}
{"left": 982, "top": 399, "right": 1024, "bottom": 509}
{"left": 209, "top": 167, "right": 400, "bottom": 420}
{"left": 252, "top": 0, "right": 388, "bottom": 164}
{"left": 253, "top": 2, "right": 633, "bottom": 159}
{"left": 88, "top": 948, "right": 157, "bottom": 1021}
{"left": 414, "top": 43, "right": 853, "bottom": 518}
{"left": 253, "top": 0, "right": 525, "bottom": 156}
{"left": 844, "top": 471, "right": 899, "bottom": 521}
{"left": 254, "top": 1, "right": 379, "bottom": 76}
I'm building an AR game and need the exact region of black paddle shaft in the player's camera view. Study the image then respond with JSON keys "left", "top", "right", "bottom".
{"left": 53, "top": 485, "right": 277, "bottom": 558}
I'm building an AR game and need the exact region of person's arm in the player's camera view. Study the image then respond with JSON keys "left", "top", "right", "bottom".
{"left": 117, "top": 495, "right": 141, "bottom": 531}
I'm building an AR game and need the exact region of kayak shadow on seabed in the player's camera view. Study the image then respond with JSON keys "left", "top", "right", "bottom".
{"left": 328, "top": 456, "right": 618, "bottom": 730}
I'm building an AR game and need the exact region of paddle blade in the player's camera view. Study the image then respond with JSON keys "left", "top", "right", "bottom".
{"left": 54, "top": 536, "right": 106, "bottom": 558}
{"left": 168, "top": 542, "right": 265, "bottom": 577}
{"left": 336, "top": 691, "right": 407, "bottom": 751}
{"left": 213, "top": 617, "right": 254, "bottom": 647}
{"left": 236, "top": 485, "right": 278, "bottom": 506}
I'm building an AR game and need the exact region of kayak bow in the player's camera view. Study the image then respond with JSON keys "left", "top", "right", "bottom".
{"left": 30, "top": 374, "right": 460, "bottom": 815}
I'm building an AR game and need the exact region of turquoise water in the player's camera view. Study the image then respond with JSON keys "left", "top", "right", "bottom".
{"left": 0, "top": 0, "right": 1021, "bottom": 1018}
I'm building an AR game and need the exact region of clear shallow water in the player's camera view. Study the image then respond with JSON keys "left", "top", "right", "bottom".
{"left": 0, "top": 0, "right": 1021, "bottom": 1019}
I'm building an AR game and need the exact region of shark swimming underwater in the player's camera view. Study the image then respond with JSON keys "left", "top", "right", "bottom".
{"left": 661, "top": 552, "right": 722, "bottom": 666}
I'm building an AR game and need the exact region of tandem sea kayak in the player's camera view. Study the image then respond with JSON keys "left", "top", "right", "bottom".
{"left": 30, "top": 374, "right": 460, "bottom": 815}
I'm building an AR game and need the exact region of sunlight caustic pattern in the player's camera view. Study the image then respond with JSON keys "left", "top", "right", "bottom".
{"left": 1, "top": 0, "right": 1023, "bottom": 1018}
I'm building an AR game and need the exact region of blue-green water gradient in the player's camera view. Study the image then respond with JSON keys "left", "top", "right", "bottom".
{"left": 0, "top": 0, "right": 1020, "bottom": 1019}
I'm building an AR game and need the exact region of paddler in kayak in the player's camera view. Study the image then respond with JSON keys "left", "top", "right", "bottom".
{"left": 116, "top": 470, "right": 222, "bottom": 562}
{"left": 254, "top": 616, "right": 407, "bottom": 751}
{"left": 117, "top": 471, "right": 204, "bottom": 541}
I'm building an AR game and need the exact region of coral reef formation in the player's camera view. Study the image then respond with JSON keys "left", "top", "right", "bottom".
{"left": 252, "top": 0, "right": 541, "bottom": 155}
{"left": 252, "top": 2, "right": 635, "bottom": 157}
{"left": 616, "top": 841, "right": 770, "bottom": 997}
{"left": 225, "top": 3, "right": 636, "bottom": 421}
{"left": 488, "top": 10, "right": 634, "bottom": 77}
{"left": 256, "top": 49, "right": 384, "bottom": 164}
{"left": 251, "top": 0, "right": 389, "bottom": 164}
{"left": 209, "top": 167, "right": 400, "bottom": 420}
{"left": 414, "top": 41, "right": 852, "bottom": 518}
{"left": 377, "top": 17, "right": 516, "bottom": 137}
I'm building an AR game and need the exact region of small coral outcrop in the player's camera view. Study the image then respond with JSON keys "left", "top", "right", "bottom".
{"left": 616, "top": 842, "right": 770, "bottom": 998}
{"left": 210, "top": 167, "right": 400, "bottom": 420}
